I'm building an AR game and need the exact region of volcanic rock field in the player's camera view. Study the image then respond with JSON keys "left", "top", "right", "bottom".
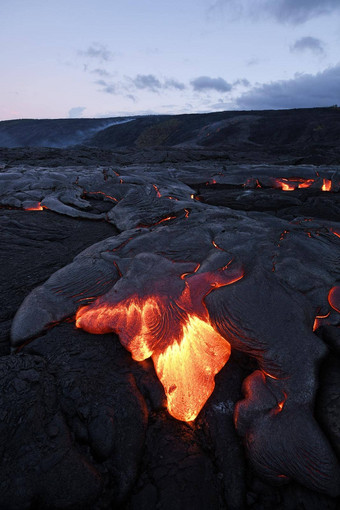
{"left": 0, "top": 108, "right": 340, "bottom": 509}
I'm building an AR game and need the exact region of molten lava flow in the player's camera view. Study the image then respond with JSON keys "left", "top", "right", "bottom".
{"left": 76, "top": 294, "right": 231, "bottom": 421}
{"left": 322, "top": 179, "right": 332, "bottom": 191}
{"left": 280, "top": 180, "right": 295, "bottom": 191}
{"left": 313, "top": 311, "right": 331, "bottom": 331}
{"left": 273, "top": 177, "right": 317, "bottom": 191}
{"left": 87, "top": 191, "right": 118, "bottom": 202}
{"left": 24, "top": 202, "right": 44, "bottom": 211}
{"left": 76, "top": 261, "right": 244, "bottom": 421}
{"left": 262, "top": 370, "right": 279, "bottom": 380}
{"left": 153, "top": 316, "right": 230, "bottom": 421}
{"left": 212, "top": 240, "right": 223, "bottom": 250}
{"left": 330, "top": 228, "right": 340, "bottom": 239}
{"left": 153, "top": 184, "right": 162, "bottom": 197}
{"left": 328, "top": 286, "right": 340, "bottom": 313}
{"left": 298, "top": 179, "right": 314, "bottom": 189}
{"left": 137, "top": 215, "right": 177, "bottom": 228}
{"left": 272, "top": 392, "right": 287, "bottom": 414}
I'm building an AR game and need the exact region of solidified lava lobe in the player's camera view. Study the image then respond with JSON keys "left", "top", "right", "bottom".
{"left": 76, "top": 263, "right": 243, "bottom": 421}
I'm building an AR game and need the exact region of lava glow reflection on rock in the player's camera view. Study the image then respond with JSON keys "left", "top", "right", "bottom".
{"left": 76, "top": 262, "right": 243, "bottom": 421}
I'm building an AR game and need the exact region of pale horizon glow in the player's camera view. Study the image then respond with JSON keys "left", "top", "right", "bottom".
{"left": 1, "top": 0, "right": 340, "bottom": 120}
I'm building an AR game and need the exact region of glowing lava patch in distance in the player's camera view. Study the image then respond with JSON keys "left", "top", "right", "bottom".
{"left": 24, "top": 202, "right": 44, "bottom": 211}
{"left": 274, "top": 179, "right": 295, "bottom": 191}
{"left": 322, "top": 179, "right": 332, "bottom": 192}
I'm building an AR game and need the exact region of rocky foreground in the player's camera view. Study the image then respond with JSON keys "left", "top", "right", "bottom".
{"left": 0, "top": 114, "right": 340, "bottom": 510}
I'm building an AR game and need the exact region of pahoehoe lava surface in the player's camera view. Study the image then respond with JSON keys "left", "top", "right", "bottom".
{"left": 0, "top": 109, "right": 340, "bottom": 510}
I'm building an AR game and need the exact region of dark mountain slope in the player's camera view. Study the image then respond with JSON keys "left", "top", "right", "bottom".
{"left": 0, "top": 107, "right": 339, "bottom": 165}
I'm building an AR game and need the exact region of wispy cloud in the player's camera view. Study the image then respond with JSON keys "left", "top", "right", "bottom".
{"left": 164, "top": 79, "right": 186, "bottom": 90}
{"left": 133, "top": 74, "right": 162, "bottom": 91}
{"left": 94, "top": 80, "right": 108, "bottom": 87}
{"left": 290, "top": 36, "right": 325, "bottom": 55}
{"left": 208, "top": 0, "right": 340, "bottom": 24}
{"left": 79, "top": 43, "right": 114, "bottom": 62}
{"left": 266, "top": 0, "right": 340, "bottom": 24}
{"left": 236, "top": 64, "right": 340, "bottom": 109}
{"left": 102, "top": 84, "right": 116, "bottom": 94}
{"left": 95, "top": 74, "right": 186, "bottom": 95}
{"left": 191, "top": 76, "right": 232, "bottom": 93}
{"left": 233, "top": 78, "right": 251, "bottom": 87}
{"left": 91, "top": 68, "right": 111, "bottom": 77}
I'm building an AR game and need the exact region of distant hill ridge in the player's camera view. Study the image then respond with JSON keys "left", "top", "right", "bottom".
{"left": 0, "top": 107, "right": 340, "bottom": 165}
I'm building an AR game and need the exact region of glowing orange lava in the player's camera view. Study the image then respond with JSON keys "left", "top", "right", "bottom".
{"left": 322, "top": 179, "right": 332, "bottom": 191}
{"left": 212, "top": 240, "right": 223, "bottom": 250}
{"left": 76, "top": 263, "right": 244, "bottom": 421}
{"left": 24, "top": 202, "right": 44, "bottom": 211}
{"left": 330, "top": 228, "right": 340, "bottom": 239}
{"left": 262, "top": 370, "right": 279, "bottom": 380}
{"left": 138, "top": 215, "right": 177, "bottom": 228}
{"left": 298, "top": 179, "right": 314, "bottom": 189}
{"left": 153, "top": 184, "right": 162, "bottom": 197}
{"left": 273, "top": 177, "right": 317, "bottom": 191}
{"left": 153, "top": 315, "right": 230, "bottom": 421}
{"left": 313, "top": 311, "right": 331, "bottom": 331}
{"left": 280, "top": 180, "right": 295, "bottom": 191}
{"left": 328, "top": 286, "right": 340, "bottom": 313}
{"left": 87, "top": 191, "right": 118, "bottom": 202}
{"left": 273, "top": 392, "right": 287, "bottom": 414}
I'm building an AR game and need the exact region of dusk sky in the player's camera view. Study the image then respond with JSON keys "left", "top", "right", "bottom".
{"left": 1, "top": 0, "right": 340, "bottom": 120}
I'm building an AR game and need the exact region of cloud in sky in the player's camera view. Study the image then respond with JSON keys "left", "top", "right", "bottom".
{"left": 233, "top": 78, "right": 251, "bottom": 87}
{"left": 133, "top": 74, "right": 162, "bottom": 91}
{"left": 208, "top": 0, "right": 340, "bottom": 24}
{"left": 164, "top": 79, "right": 186, "bottom": 90}
{"left": 79, "top": 43, "right": 114, "bottom": 62}
{"left": 191, "top": 76, "right": 232, "bottom": 92}
{"left": 94, "top": 74, "right": 186, "bottom": 96}
{"left": 91, "top": 68, "right": 111, "bottom": 77}
{"left": 236, "top": 64, "right": 340, "bottom": 109}
{"left": 68, "top": 107, "right": 86, "bottom": 118}
{"left": 102, "top": 84, "right": 116, "bottom": 94}
{"left": 266, "top": 0, "right": 340, "bottom": 24}
{"left": 290, "top": 36, "right": 325, "bottom": 55}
